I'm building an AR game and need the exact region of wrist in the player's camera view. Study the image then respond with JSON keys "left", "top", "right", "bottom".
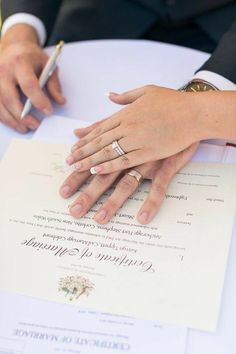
{"left": 179, "top": 79, "right": 221, "bottom": 142}
{"left": 182, "top": 92, "right": 208, "bottom": 143}
{"left": 1, "top": 24, "right": 39, "bottom": 50}
{"left": 194, "top": 92, "right": 236, "bottom": 141}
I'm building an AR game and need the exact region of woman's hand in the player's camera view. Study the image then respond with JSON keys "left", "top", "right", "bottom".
{"left": 65, "top": 85, "right": 203, "bottom": 174}
{"left": 60, "top": 140, "right": 199, "bottom": 225}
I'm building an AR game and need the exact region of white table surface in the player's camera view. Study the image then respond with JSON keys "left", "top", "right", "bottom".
{"left": 0, "top": 39, "right": 235, "bottom": 353}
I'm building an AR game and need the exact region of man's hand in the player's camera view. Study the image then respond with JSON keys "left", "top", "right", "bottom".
{"left": 60, "top": 141, "right": 199, "bottom": 225}
{"left": 0, "top": 24, "right": 66, "bottom": 133}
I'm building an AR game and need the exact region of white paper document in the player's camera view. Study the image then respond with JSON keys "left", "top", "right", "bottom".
{"left": 0, "top": 140, "right": 235, "bottom": 331}
{"left": 32, "top": 115, "right": 89, "bottom": 144}
{"left": 0, "top": 290, "right": 186, "bottom": 354}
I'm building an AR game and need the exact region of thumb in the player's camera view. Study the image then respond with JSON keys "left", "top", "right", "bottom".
{"left": 108, "top": 87, "right": 146, "bottom": 105}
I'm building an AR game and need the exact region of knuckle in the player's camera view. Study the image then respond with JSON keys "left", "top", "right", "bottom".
{"left": 35, "top": 100, "right": 47, "bottom": 111}
{"left": 84, "top": 157, "right": 94, "bottom": 168}
{"left": 105, "top": 161, "right": 114, "bottom": 171}
{"left": 158, "top": 170, "right": 170, "bottom": 186}
{"left": 94, "top": 136, "right": 103, "bottom": 150}
{"left": 22, "top": 78, "right": 38, "bottom": 93}
{"left": 93, "top": 126, "right": 102, "bottom": 137}
{"left": 107, "top": 198, "right": 119, "bottom": 210}
{"left": 163, "top": 157, "right": 176, "bottom": 175}
{"left": 13, "top": 53, "right": 30, "bottom": 67}
{"left": 95, "top": 174, "right": 114, "bottom": 186}
{"left": 79, "top": 138, "right": 87, "bottom": 146}
{"left": 152, "top": 183, "right": 166, "bottom": 198}
{"left": 159, "top": 166, "right": 173, "bottom": 185}
{"left": 74, "top": 149, "right": 84, "bottom": 160}
{"left": 65, "top": 172, "right": 81, "bottom": 187}
{"left": 102, "top": 146, "right": 113, "bottom": 160}
{"left": 145, "top": 84, "right": 156, "bottom": 92}
{"left": 147, "top": 197, "right": 159, "bottom": 210}
{"left": 120, "top": 155, "right": 130, "bottom": 167}
{"left": 117, "top": 175, "right": 137, "bottom": 193}
{"left": 79, "top": 191, "right": 93, "bottom": 205}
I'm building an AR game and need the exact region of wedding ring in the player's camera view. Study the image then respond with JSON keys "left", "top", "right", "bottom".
{"left": 127, "top": 170, "right": 144, "bottom": 186}
{"left": 112, "top": 140, "right": 126, "bottom": 156}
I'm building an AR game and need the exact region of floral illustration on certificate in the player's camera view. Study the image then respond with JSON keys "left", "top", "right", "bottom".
{"left": 58, "top": 275, "right": 94, "bottom": 301}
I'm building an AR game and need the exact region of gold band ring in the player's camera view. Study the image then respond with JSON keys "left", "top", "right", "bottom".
{"left": 127, "top": 170, "right": 144, "bottom": 186}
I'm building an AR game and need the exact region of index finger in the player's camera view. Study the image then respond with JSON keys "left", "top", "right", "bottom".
{"left": 74, "top": 117, "right": 110, "bottom": 139}
{"left": 16, "top": 59, "right": 53, "bottom": 115}
{"left": 75, "top": 115, "right": 120, "bottom": 149}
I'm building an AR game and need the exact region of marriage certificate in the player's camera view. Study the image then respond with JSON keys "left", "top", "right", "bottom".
{"left": 0, "top": 140, "right": 235, "bottom": 331}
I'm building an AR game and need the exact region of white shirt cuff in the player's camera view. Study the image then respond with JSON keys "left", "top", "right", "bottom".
{"left": 193, "top": 70, "right": 236, "bottom": 90}
{"left": 1, "top": 13, "right": 47, "bottom": 46}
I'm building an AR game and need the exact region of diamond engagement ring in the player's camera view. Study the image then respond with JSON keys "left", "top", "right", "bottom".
{"left": 112, "top": 140, "right": 126, "bottom": 156}
{"left": 127, "top": 170, "right": 144, "bottom": 186}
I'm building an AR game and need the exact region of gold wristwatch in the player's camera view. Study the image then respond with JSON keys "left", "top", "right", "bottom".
{"left": 180, "top": 79, "right": 219, "bottom": 92}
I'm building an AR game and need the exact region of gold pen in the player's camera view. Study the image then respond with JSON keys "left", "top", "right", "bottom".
{"left": 21, "top": 40, "right": 64, "bottom": 119}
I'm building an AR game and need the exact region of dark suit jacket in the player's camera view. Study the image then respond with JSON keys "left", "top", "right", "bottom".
{"left": 2, "top": 0, "right": 236, "bottom": 83}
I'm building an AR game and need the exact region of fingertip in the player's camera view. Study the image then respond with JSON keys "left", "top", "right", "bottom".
{"left": 28, "top": 125, "right": 39, "bottom": 131}
{"left": 43, "top": 107, "right": 53, "bottom": 116}
{"left": 137, "top": 211, "right": 150, "bottom": 224}
{"left": 60, "top": 95, "right": 67, "bottom": 104}
{"left": 70, "top": 203, "right": 83, "bottom": 218}
{"left": 16, "top": 125, "right": 29, "bottom": 134}
{"left": 107, "top": 92, "right": 121, "bottom": 103}
{"left": 60, "top": 185, "right": 71, "bottom": 198}
{"left": 106, "top": 92, "right": 118, "bottom": 96}
{"left": 74, "top": 128, "right": 87, "bottom": 138}
{"left": 54, "top": 92, "right": 67, "bottom": 105}
{"left": 74, "top": 130, "right": 82, "bottom": 138}
{"left": 93, "top": 209, "right": 108, "bottom": 224}
{"left": 23, "top": 115, "right": 40, "bottom": 131}
{"left": 74, "top": 128, "right": 84, "bottom": 134}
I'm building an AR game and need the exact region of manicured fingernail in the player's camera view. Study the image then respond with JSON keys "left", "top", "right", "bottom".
{"left": 94, "top": 209, "right": 107, "bottom": 222}
{"left": 90, "top": 166, "right": 102, "bottom": 175}
{"left": 70, "top": 204, "right": 83, "bottom": 216}
{"left": 105, "top": 92, "right": 119, "bottom": 98}
{"left": 138, "top": 211, "right": 149, "bottom": 224}
{"left": 60, "top": 185, "right": 70, "bottom": 197}
{"left": 66, "top": 155, "right": 74, "bottom": 165}
{"left": 74, "top": 162, "right": 82, "bottom": 171}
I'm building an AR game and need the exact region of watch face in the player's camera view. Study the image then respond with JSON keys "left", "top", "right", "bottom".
{"left": 185, "top": 82, "right": 215, "bottom": 92}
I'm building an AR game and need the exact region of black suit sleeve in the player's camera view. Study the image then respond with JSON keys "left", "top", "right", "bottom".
{"left": 198, "top": 19, "right": 236, "bottom": 84}
{"left": 1, "top": 0, "right": 62, "bottom": 39}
